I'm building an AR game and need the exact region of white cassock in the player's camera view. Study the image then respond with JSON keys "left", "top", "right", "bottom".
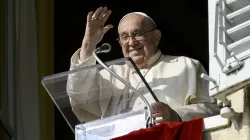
{"left": 66, "top": 49, "right": 220, "bottom": 123}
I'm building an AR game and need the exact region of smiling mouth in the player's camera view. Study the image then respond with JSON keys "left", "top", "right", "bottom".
{"left": 129, "top": 47, "right": 143, "bottom": 52}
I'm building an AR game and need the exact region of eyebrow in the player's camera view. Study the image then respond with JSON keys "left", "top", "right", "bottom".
{"left": 119, "top": 29, "right": 143, "bottom": 36}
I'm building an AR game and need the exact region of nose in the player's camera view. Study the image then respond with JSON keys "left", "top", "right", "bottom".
{"left": 128, "top": 37, "right": 138, "bottom": 46}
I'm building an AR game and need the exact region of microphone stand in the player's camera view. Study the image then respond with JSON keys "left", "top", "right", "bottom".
{"left": 93, "top": 43, "right": 154, "bottom": 128}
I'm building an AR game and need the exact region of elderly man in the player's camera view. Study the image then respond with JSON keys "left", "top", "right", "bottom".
{"left": 66, "top": 6, "right": 220, "bottom": 123}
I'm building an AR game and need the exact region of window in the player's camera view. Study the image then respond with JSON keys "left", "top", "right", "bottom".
{"left": 55, "top": 0, "right": 211, "bottom": 137}
{"left": 54, "top": 0, "right": 250, "bottom": 136}
{"left": 207, "top": 0, "right": 250, "bottom": 100}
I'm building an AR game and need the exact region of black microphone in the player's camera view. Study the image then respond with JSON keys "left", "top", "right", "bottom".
{"left": 96, "top": 43, "right": 111, "bottom": 53}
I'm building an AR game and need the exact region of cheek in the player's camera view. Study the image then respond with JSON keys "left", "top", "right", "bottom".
{"left": 142, "top": 43, "right": 153, "bottom": 55}
{"left": 144, "top": 35, "right": 156, "bottom": 46}
{"left": 121, "top": 46, "right": 129, "bottom": 56}
{"left": 143, "top": 38, "right": 157, "bottom": 54}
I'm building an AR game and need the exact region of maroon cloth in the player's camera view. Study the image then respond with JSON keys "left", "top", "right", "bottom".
{"left": 111, "top": 118, "right": 203, "bottom": 140}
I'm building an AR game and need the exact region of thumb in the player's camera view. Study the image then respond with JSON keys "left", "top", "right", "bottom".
{"left": 102, "top": 24, "right": 113, "bottom": 34}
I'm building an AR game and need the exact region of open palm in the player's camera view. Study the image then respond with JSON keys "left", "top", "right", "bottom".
{"left": 84, "top": 7, "right": 113, "bottom": 45}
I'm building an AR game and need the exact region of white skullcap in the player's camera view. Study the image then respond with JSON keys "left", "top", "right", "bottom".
{"left": 119, "top": 12, "right": 156, "bottom": 28}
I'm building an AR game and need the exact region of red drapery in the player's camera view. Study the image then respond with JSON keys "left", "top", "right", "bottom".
{"left": 112, "top": 118, "right": 203, "bottom": 140}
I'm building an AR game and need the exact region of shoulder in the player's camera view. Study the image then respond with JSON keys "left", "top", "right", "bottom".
{"left": 161, "top": 54, "right": 201, "bottom": 65}
{"left": 161, "top": 54, "right": 205, "bottom": 71}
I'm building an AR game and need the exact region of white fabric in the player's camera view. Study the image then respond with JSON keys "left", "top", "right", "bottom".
{"left": 66, "top": 49, "right": 220, "bottom": 122}
{"left": 119, "top": 12, "right": 156, "bottom": 28}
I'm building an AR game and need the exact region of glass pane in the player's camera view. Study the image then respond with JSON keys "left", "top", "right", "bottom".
{"left": 41, "top": 57, "right": 151, "bottom": 138}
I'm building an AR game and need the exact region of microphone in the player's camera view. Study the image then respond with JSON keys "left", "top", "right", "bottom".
{"left": 93, "top": 43, "right": 154, "bottom": 128}
{"left": 95, "top": 43, "right": 111, "bottom": 54}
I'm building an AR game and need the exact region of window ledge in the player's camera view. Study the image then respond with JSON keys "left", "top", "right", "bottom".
{"left": 203, "top": 115, "right": 230, "bottom": 132}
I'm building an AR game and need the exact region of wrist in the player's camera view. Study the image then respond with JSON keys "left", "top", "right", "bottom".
{"left": 82, "top": 39, "right": 97, "bottom": 49}
{"left": 80, "top": 39, "right": 97, "bottom": 61}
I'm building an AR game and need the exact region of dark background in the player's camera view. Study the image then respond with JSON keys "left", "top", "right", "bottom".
{"left": 54, "top": 0, "right": 208, "bottom": 139}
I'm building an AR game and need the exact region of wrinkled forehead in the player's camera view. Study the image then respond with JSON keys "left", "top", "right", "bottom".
{"left": 118, "top": 13, "right": 155, "bottom": 34}
{"left": 118, "top": 14, "right": 144, "bottom": 34}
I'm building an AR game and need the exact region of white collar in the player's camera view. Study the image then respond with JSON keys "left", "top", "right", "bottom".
{"left": 146, "top": 50, "right": 162, "bottom": 67}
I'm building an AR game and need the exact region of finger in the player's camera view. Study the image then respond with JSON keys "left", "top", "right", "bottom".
{"left": 151, "top": 102, "right": 164, "bottom": 108}
{"left": 101, "top": 10, "right": 112, "bottom": 25}
{"left": 92, "top": 7, "right": 103, "bottom": 19}
{"left": 98, "top": 7, "right": 107, "bottom": 20}
{"left": 87, "top": 11, "right": 94, "bottom": 22}
{"left": 152, "top": 106, "right": 163, "bottom": 114}
{"left": 152, "top": 113, "right": 164, "bottom": 118}
{"left": 102, "top": 24, "right": 113, "bottom": 34}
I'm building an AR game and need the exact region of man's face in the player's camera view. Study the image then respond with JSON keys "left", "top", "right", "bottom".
{"left": 118, "top": 14, "right": 160, "bottom": 68}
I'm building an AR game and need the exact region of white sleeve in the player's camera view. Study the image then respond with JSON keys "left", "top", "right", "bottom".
{"left": 175, "top": 103, "right": 220, "bottom": 121}
{"left": 66, "top": 48, "right": 112, "bottom": 122}
{"left": 70, "top": 48, "right": 96, "bottom": 69}
{"left": 175, "top": 57, "right": 220, "bottom": 121}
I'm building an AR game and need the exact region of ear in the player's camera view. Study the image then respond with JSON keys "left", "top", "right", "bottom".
{"left": 153, "top": 29, "right": 161, "bottom": 47}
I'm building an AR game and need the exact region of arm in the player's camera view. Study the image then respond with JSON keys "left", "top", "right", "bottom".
{"left": 151, "top": 57, "right": 220, "bottom": 122}
{"left": 66, "top": 7, "right": 113, "bottom": 122}
{"left": 67, "top": 49, "right": 102, "bottom": 122}
{"left": 175, "top": 103, "right": 220, "bottom": 121}
{"left": 175, "top": 57, "right": 220, "bottom": 121}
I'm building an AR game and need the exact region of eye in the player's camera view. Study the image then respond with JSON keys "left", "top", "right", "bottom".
{"left": 134, "top": 31, "right": 143, "bottom": 37}
{"left": 121, "top": 35, "right": 128, "bottom": 40}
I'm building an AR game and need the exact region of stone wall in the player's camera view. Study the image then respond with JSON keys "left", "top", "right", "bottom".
{"left": 203, "top": 86, "right": 250, "bottom": 140}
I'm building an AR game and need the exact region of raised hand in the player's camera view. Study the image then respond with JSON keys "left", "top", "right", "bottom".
{"left": 80, "top": 7, "right": 113, "bottom": 61}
